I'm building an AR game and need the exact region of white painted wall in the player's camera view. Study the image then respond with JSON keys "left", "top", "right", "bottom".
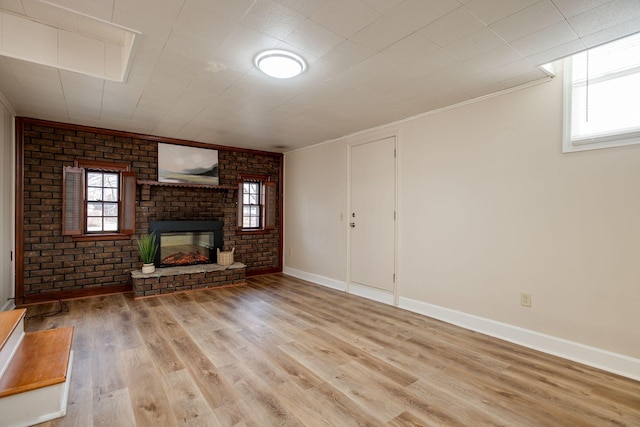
{"left": 284, "top": 140, "right": 349, "bottom": 285}
{"left": 0, "top": 92, "right": 15, "bottom": 310}
{"left": 284, "top": 64, "right": 640, "bottom": 378}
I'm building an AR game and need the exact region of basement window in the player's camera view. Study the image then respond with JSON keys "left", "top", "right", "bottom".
{"left": 563, "top": 32, "right": 640, "bottom": 152}
{"left": 62, "top": 160, "right": 136, "bottom": 240}
{"left": 237, "top": 174, "right": 276, "bottom": 233}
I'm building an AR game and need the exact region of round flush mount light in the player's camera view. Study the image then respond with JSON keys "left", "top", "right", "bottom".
{"left": 255, "top": 50, "right": 306, "bottom": 79}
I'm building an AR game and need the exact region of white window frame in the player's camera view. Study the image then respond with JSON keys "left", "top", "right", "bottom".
{"left": 563, "top": 34, "right": 640, "bottom": 153}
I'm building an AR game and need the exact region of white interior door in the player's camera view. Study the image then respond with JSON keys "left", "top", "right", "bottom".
{"left": 349, "top": 137, "right": 396, "bottom": 293}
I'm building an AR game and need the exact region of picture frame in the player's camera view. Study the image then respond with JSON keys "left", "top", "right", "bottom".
{"left": 158, "top": 143, "right": 219, "bottom": 185}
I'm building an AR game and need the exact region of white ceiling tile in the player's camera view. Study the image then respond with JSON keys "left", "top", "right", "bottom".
{"left": 428, "top": 62, "right": 478, "bottom": 86}
{"left": 319, "top": 39, "right": 375, "bottom": 70}
{"left": 490, "top": 0, "right": 565, "bottom": 42}
{"left": 139, "top": 79, "right": 186, "bottom": 104}
{"left": 411, "top": 47, "right": 460, "bottom": 75}
{"left": 349, "top": 15, "right": 416, "bottom": 51}
{"left": 311, "top": 0, "right": 380, "bottom": 38}
{"left": 580, "top": 16, "right": 640, "bottom": 49}
{"left": 568, "top": 0, "right": 640, "bottom": 37}
{"left": 174, "top": 3, "right": 236, "bottom": 41}
{"left": 465, "top": 0, "right": 540, "bottom": 24}
{"left": 59, "top": 69, "right": 104, "bottom": 92}
{"left": 272, "top": 0, "right": 327, "bottom": 17}
{"left": 184, "top": 0, "right": 256, "bottom": 21}
{"left": 380, "top": 33, "right": 440, "bottom": 62}
{"left": 38, "top": 0, "right": 115, "bottom": 21}
{"left": 114, "top": 0, "right": 182, "bottom": 24}
{"left": 444, "top": 27, "right": 508, "bottom": 60}
{"left": 241, "top": 0, "right": 306, "bottom": 40}
{"left": 6, "top": 60, "right": 63, "bottom": 95}
{"left": 551, "top": 0, "right": 615, "bottom": 19}
{"left": 456, "top": 76, "right": 505, "bottom": 98}
{"left": 213, "top": 24, "right": 281, "bottom": 74}
{"left": 418, "top": 6, "right": 487, "bottom": 47}
{"left": 525, "top": 38, "right": 585, "bottom": 64}
{"left": 511, "top": 20, "right": 578, "bottom": 57}
{"left": 285, "top": 18, "right": 344, "bottom": 57}
{"left": 196, "top": 66, "right": 242, "bottom": 87}
{"left": 152, "top": 113, "right": 191, "bottom": 134}
{"left": 359, "top": 0, "right": 403, "bottom": 14}
{"left": 148, "top": 52, "right": 204, "bottom": 87}
{"left": 464, "top": 45, "right": 524, "bottom": 72}
{"left": 478, "top": 58, "right": 544, "bottom": 84}
{"left": 99, "top": 117, "right": 130, "bottom": 130}
{"left": 111, "top": 8, "right": 171, "bottom": 48}
{"left": 383, "top": 0, "right": 460, "bottom": 32}
{"left": 377, "top": 76, "right": 444, "bottom": 104}
{"left": 163, "top": 30, "right": 220, "bottom": 63}
{"left": 484, "top": 58, "right": 539, "bottom": 80}
{"left": 0, "top": 0, "right": 25, "bottom": 14}
{"left": 14, "top": 93, "right": 67, "bottom": 110}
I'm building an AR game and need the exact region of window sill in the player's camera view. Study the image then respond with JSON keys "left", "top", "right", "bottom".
{"left": 71, "top": 233, "right": 131, "bottom": 242}
{"left": 563, "top": 133, "right": 640, "bottom": 153}
{"left": 236, "top": 228, "right": 273, "bottom": 235}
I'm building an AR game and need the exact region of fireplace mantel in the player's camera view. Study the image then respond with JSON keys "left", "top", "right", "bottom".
{"left": 137, "top": 180, "right": 236, "bottom": 201}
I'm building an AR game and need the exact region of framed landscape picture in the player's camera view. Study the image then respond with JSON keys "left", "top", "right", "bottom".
{"left": 158, "top": 143, "right": 219, "bottom": 185}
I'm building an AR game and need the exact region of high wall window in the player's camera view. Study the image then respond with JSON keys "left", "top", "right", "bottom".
{"left": 563, "top": 32, "right": 640, "bottom": 152}
{"left": 62, "top": 160, "right": 136, "bottom": 239}
{"left": 237, "top": 174, "right": 276, "bottom": 233}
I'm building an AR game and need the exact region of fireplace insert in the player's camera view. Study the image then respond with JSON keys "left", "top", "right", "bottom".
{"left": 149, "top": 220, "right": 223, "bottom": 268}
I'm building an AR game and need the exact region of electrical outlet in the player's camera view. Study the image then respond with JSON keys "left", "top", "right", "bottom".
{"left": 520, "top": 292, "right": 532, "bottom": 307}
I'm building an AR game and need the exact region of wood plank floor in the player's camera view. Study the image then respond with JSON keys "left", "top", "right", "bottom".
{"left": 25, "top": 274, "right": 640, "bottom": 426}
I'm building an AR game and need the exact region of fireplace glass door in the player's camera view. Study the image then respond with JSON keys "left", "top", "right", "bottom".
{"left": 159, "top": 231, "right": 214, "bottom": 266}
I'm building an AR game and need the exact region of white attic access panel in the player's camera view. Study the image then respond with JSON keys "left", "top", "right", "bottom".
{"left": 0, "top": 0, "right": 138, "bottom": 82}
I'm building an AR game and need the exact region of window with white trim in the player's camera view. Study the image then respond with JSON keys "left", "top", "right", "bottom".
{"left": 86, "top": 171, "right": 120, "bottom": 232}
{"left": 237, "top": 174, "right": 277, "bottom": 233}
{"left": 563, "top": 32, "right": 640, "bottom": 152}
{"left": 62, "top": 160, "right": 136, "bottom": 239}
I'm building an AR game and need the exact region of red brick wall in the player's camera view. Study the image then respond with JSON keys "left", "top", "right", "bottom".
{"left": 19, "top": 118, "right": 282, "bottom": 299}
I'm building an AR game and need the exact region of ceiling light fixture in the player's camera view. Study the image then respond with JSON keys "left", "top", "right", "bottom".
{"left": 255, "top": 50, "right": 306, "bottom": 79}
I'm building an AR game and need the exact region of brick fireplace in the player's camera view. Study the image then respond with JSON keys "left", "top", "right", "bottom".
{"left": 16, "top": 117, "right": 283, "bottom": 303}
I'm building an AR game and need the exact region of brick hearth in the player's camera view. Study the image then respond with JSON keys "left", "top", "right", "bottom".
{"left": 131, "top": 263, "right": 246, "bottom": 298}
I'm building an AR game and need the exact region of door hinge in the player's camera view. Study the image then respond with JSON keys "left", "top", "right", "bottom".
{"left": 393, "top": 211, "right": 396, "bottom": 220}
{"left": 394, "top": 148, "right": 396, "bottom": 158}
{"left": 393, "top": 273, "right": 396, "bottom": 283}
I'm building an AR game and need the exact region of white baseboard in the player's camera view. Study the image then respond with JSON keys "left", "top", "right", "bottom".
{"left": 1, "top": 299, "right": 16, "bottom": 312}
{"left": 283, "top": 267, "right": 346, "bottom": 291}
{"left": 399, "top": 297, "right": 640, "bottom": 382}
{"left": 281, "top": 268, "right": 640, "bottom": 382}
{"left": 348, "top": 282, "right": 394, "bottom": 305}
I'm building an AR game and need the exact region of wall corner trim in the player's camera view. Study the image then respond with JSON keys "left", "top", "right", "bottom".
{"left": 283, "top": 267, "right": 346, "bottom": 292}
{"left": 398, "top": 296, "right": 640, "bottom": 382}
